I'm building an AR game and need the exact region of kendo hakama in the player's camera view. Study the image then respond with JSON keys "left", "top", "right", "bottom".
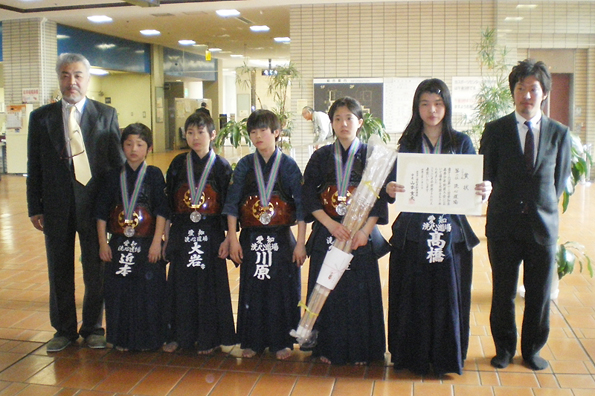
{"left": 303, "top": 143, "right": 387, "bottom": 365}
{"left": 164, "top": 152, "right": 236, "bottom": 351}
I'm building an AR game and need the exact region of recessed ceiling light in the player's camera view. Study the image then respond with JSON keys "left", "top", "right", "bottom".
{"left": 250, "top": 25, "right": 270, "bottom": 32}
{"left": 230, "top": 54, "right": 244, "bottom": 58}
{"left": 56, "top": 34, "right": 70, "bottom": 40}
{"left": 516, "top": 4, "right": 538, "bottom": 9}
{"left": 178, "top": 39, "right": 196, "bottom": 46}
{"left": 140, "top": 29, "right": 161, "bottom": 36}
{"left": 208, "top": 48, "right": 222, "bottom": 52}
{"left": 87, "top": 15, "right": 113, "bottom": 23}
{"left": 216, "top": 9, "right": 240, "bottom": 18}
{"left": 274, "top": 37, "right": 291, "bottom": 43}
{"left": 504, "top": 16, "right": 524, "bottom": 22}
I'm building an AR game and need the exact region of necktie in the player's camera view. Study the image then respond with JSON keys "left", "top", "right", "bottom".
{"left": 68, "top": 105, "right": 92, "bottom": 185}
{"left": 524, "top": 120, "right": 534, "bottom": 172}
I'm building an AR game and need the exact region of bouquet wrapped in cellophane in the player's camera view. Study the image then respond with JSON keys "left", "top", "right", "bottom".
{"left": 290, "top": 136, "right": 397, "bottom": 347}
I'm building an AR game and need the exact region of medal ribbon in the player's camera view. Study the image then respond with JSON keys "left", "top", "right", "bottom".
{"left": 422, "top": 134, "right": 442, "bottom": 154}
{"left": 254, "top": 149, "right": 282, "bottom": 207}
{"left": 120, "top": 161, "right": 148, "bottom": 223}
{"left": 334, "top": 138, "right": 360, "bottom": 197}
{"left": 187, "top": 150, "right": 216, "bottom": 206}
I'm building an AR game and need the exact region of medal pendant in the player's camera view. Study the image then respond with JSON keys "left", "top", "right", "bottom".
{"left": 190, "top": 211, "right": 202, "bottom": 223}
{"left": 336, "top": 202, "right": 347, "bottom": 216}
{"left": 124, "top": 226, "right": 135, "bottom": 238}
{"left": 259, "top": 212, "right": 272, "bottom": 225}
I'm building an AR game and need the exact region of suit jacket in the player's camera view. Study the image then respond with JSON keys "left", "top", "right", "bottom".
{"left": 27, "top": 99, "right": 123, "bottom": 236}
{"left": 479, "top": 112, "right": 571, "bottom": 245}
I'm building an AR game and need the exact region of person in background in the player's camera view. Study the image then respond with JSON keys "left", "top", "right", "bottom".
{"left": 223, "top": 109, "right": 306, "bottom": 360}
{"left": 480, "top": 59, "right": 571, "bottom": 371}
{"left": 302, "top": 106, "right": 332, "bottom": 148}
{"left": 195, "top": 102, "right": 211, "bottom": 117}
{"left": 386, "top": 79, "right": 491, "bottom": 376}
{"left": 162, "top": 112, "right": 236, "bottom": 354}
{"left": 302, "top": 97, "right": 388, "bottom": 365}
{"left": 96, "top": 123, "right": 168, "bottom": 351}
{"left": 27, "top": 53, "right": 123, "bottom": 352}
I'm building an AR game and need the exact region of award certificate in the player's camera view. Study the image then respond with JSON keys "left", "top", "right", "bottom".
{"left": 395, "top": 153, "right": 484, "bottom": 215}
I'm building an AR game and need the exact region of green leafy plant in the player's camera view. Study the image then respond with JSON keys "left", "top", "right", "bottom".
{"left": 557, "top": 241, "right": 593, "bottom": 279}
{"left": 562, "top": 133, "right": 593, "bottom": 213}
{"left": 267, "top": 62, "right": 301, "bottom": 150}
{"left": 213, "top": 118, "right": 250, "bottom": 149}
{"left": 464, "top": 27, "right": 514, "bottom": 149}
{"left": 556, "top": 133, "right": 593, "bottom": 280}
{"left": 358, "top": 112, "right": 390, "bottom": 144}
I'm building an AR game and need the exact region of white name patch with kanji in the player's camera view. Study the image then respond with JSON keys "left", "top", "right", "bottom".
{"left": 185, "top": 229, "right": 208, "bottom": 269}
{"left": 251, "top": 235, "right": 279, "bottom": 280}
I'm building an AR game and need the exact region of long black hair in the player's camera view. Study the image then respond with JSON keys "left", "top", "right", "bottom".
{"left": 398, "top": 78, "right": 455, "bottom": 153}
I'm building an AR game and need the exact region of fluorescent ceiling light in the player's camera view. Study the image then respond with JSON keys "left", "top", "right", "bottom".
{"left": 96, "top": 43, "right": 116, "bottom": 50}
{"left": 516, "top": 4, "right": 538, "bottom": 9}
{"left": 178, "top": 39, "right": 196, "bottom": 46}
{"left": 87, "top": 15, "right": 113, "bottom": 23}
{"left": 230, "top": 54, "right": 244, "bottom": 58}
{"left": 504, "top": 16, "right": 524, "bottom": 22}
{"left": 56, "top": 34, "right": 70, "bottom": 40}
{"left": 90, "top": 68, "right": 109, "bottom": 76}
{"left": 274, "top": 37, "right": 291, "bottom": 43}
{"left": 208, "top": 48, "right": 222, "bottom": 52}
{"left": 140, "top": 29, "right": 161, "bottom": 36}
{"left": 250, "top": 25, "right": 270, "bottom": 32}
{"left": 216, "top": 9, "right": 240, "bottom": 18}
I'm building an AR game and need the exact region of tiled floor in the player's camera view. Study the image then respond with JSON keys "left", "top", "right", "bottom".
{"left": 0, "top": 149, "right": 594, "bottom": 396}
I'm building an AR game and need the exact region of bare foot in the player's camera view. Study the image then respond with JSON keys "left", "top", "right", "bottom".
{"left": 162, "top": 342, "right": 178, "bottom": 353}
{"left": 320, "top": 356, "right": 331, "bottom": 364}
{"left": 197, "top": 347, "right": 216, "bottom": 355}
{"left": 242, "top": 348, "right": 257, "bottom": 358}
{"left": 115, "top": 346, "right": 128, "bottom": 352}
{"left": 276, "top": 348, "right": 292, "bottom": 360}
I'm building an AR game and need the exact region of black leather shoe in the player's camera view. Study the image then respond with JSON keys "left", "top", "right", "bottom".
{"left": 490, "top": 353, "right": 513, "bottom": 369}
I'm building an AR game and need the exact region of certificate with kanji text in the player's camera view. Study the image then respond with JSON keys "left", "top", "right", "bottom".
{"left": 395, "top": 153, "right": 484, "bottom": 216}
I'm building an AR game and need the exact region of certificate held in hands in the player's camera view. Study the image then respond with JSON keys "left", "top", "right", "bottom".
{"left": 395, "top": 153, "right": 484, "bottom": 216}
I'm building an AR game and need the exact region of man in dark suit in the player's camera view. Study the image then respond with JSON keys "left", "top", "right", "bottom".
{"left": 27, "top": 53, "right": 124, "bottom": 352}
{"left": 480, "top": 59, "right": 571, "bottom": 370}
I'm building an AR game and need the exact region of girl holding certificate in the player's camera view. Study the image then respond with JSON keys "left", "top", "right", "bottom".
{"left": 302, "top": 97, "right": 388, "bottom": 365}
{"left": 162, "top": 113, "right": 236, "bottom": 354}
{"left": 96, "top": 123, "right": 169, "bottom": 351}
{"left": 223, "top": 110, "right": 306, "bottom": 360}
{"left": 386, "top": 79, "right": 491, "bottom": 375}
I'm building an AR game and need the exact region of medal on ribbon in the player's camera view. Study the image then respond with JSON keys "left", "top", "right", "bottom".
{"left": 254, "top": 149, "right": 282, "bottom": 225}
{"left": 187, "top": 150, "right": 216, "bottom": 223}
{"left": 334, "top": 138, "right": 360, "bottom": 216}
{"left": 120, "top": 162, "right": 148, "bottom": 237}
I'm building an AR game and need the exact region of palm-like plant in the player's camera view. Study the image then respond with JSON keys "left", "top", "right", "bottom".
{"left": 213, "top": 118, "right": 250, "bottom": 149}
{"left": 358, "top": 112, "right": 390, "bottom": 144}
{"left": 267, "top": 62, "right": 300, "bottom": 149}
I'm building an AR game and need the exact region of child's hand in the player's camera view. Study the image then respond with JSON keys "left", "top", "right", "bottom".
{"left": 229, "top": 238, "right": 243, "bottom": 265}
{"left": 218, "top": 238, "right": 230, "bottom": 259}
{"left": 386, "top": 181, "right": 405, "bottom": 198}
{"left": 293, "top": 243, "right": 306, "bottom": 267}
{"left": 99, "top": 242, "right": 112, "bottom": 262}
{"left": 148, "top": 240, "right": 162, "bottom": 263}
{"left": 351, "top": 229, "right": 369, "bottom": 250}
{"left": 327, "top": 220, "right": 351, "bottom": 242}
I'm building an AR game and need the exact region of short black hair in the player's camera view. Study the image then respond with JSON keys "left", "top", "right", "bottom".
{"left": 121, "top": 123, "right": 152, "bottom": 148}
{"left": 246, "top": 109, "right": 281, "bottom": 141}
{"left": 185, "top": 112, "right": 215, "bottom": 133}
{"left": 509, "top": 59, "right": 552, "bottom": 96}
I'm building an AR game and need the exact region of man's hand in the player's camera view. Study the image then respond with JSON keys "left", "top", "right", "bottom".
{"left": 30, "top": 214, "right": 44, "bottom": 231}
